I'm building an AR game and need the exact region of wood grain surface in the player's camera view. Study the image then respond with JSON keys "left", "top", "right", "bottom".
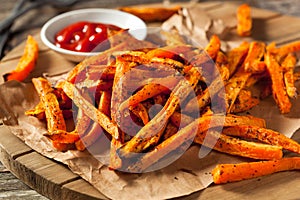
{"left": 1, "top": 1, "right": 300, "bottom": 199}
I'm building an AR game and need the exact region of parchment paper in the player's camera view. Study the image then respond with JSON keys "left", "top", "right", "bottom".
{"left": 1, "top": 6, "right": 300, "bottom": 200}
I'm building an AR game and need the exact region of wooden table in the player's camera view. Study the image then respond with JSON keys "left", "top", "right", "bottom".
{"left": 1, "top": 0, "right": 300, "bottom": 199}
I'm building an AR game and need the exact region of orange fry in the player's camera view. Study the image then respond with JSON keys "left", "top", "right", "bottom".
{"left": 4, "top": 35, "right": 38, "bottom": 82}
{"left": 237, "top": 3, "right": 252, "bottom": 37}
{"left": 212, "top": 157, "right": 300, "bottom": 184}
{"left": 281, "top": 54, "right": 297, "bottom": 98}
{"left": 231, "top": 89, "right": 259, "bottom": 113}
{"left": 119, "top": 6, "right": 181, "bottom": 22}
{"left": 223, "top": 125, "right": 300, "bottom": 154}
{"left": 227, "top": 41, "right": 249, "bottom": 77}
{"left": 205, "top": 34, "right": 221, "bottom": 60}
{"left": 265, "top": 51, "right": 292, "bottom": 113}
{"left": 195, "top": 130, "right": 282, "bottom": 160}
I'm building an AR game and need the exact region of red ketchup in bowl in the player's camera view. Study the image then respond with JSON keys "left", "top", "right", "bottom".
{"left": 55, "top": 21, "right": 122, "bottom": 52}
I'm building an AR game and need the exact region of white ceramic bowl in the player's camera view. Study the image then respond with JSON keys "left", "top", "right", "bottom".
{"left": 40, "top": 8, "right": 147, "bottom": 62}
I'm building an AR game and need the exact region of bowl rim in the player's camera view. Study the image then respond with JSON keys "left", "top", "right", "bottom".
{"left": 40, "top": 8, "right": 147, "bottom": 57}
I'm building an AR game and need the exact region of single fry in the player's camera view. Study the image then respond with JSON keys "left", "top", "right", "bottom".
{"left": 223, "top": 125, "right": 300, "bottom": 154}
{"left": 281, "top": 54, "right": 297, "bottom": 98}
{"left": 237, "top": 4, "right": 252, "bottom": 37}
{"left": 195, "top": 130, "right": 283, "bottom": 160}
{"left": 119, "top": 6, "right": 181, "bottom": 22}
{"left": 243, "top": 41, "right": 265, "bottom": 73}
{"left": 227, "top": 41, "right": 249, "bottom": 77}
{"left": 4, "top": 35, "right": 38, "bottom": 82}
{"left": 277, "top": 40, "right": 300, "bottom": 60}
{"left": 212, "top": 157, "right": 300, "bottom": 184}
{"left": 45, "top": 130, "right": 80, "bottom": 143}
{"left": 265, "top": 50, "right": 292, "bottom": 113}
{"left": 205, "top": 34, "right": 221, "bottom": 60}
{"left": 215, "top": 51, "right": 230, "bottom": 81}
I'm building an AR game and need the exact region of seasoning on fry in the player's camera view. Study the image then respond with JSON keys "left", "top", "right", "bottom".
{"left": 26, "top": 28, "right": 300, "bottom": 179}
{"left": 212, "top": 157, "right": 300, "bottom": 184}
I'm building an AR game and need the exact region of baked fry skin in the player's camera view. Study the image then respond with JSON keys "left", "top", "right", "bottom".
{"left": 212, "top": 157, "right": 300, "bottom": 184}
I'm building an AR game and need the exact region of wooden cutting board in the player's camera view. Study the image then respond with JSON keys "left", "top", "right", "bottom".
{"left": 1, "top": 1, "right": 300, "bottom": 199}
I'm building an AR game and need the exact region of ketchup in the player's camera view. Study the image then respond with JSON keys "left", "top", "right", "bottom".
{"left": 55, "top": 21, "right": 122, "bottom": 52}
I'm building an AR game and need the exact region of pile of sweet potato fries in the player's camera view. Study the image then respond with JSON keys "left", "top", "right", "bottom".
{"left": 25, "top": 26, "right": 300, "bottom": 183}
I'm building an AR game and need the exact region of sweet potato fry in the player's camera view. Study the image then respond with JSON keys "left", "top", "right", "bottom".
{"left": 237, "top": 4, "right": 252, "bottom": 37}
{"left": 60, "top": 80, "right": 119, "bottom": 139}
{"left": 281, "top": 54, "right": 297, "bottom": 98}
{"left": 227, "top": 41, "right": 249, "bottom": 77}
{"left": 119, "top": 67, "right": 201, "bottom": 156}
{"left": 215, "top": 51, "right": 230, "bottom": 81}
{"left": 205, "top": 34, "right": 221, "bottom": 60}
{"left": 223, "top": 125, "right": 300, "bottom": 154}
{"left": 129, "top": 103, "right": 149, "bottom": 125}
{"left": 265, "top": 50, "right": 292, "bottom": 113}
{"left": 4, "top": 35, "right": 38, "bottom": 82}
{"left": 225, "top": 71, "right": 251, "bottom": 113}
{"left": 170, "top": 111, "right": 193, "bottom": 128}
{"left": 195, "top": 114, "right": 266, "bottom": 134}
{"left": 98, "top": 90, "right": 112, "bottom": 117}
{"left": 119, "top": 6, "right": 181, "bottom": 22}
{"left": 25, "top": 101, "right": 45, "bottom": 120}
{"left": 231, "top": 89, "right": 259, "bottom": 113}
{"left": 52, "top": 141, "right": 75, "bottom": 152}
{"left": 226, "top": 41, "right": 265, "bottom": 113}
{"left": 32, "top": 77, "right": 66, "bottom": 132}
{"left": 66, "top": 43, "right": 127, "bottom": 83}
{"left": 212, "top": 157, "right": 300, "bottom": 184}
{"left": 45, "top": 130, "right": 80, "bottom": 143}
{"left": 75, "top": 90, "right": 111, "bottom": 151}
{"left": 195, "top": 130, "right": 282, "bottom": 160}
{"left": 127, "top": 117, "right": 197, "bottom": 172}
{"left": 184, "top": 74, "right": 225, "bottom": 113}
{"left": 119, "top": 77, "right": 180, "bottom": 113}
{"left": 243, "top": 41, "right": 265, "bottom": 73}
{"left": 277, "top": 40, "right": 300, "bottom": 60}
